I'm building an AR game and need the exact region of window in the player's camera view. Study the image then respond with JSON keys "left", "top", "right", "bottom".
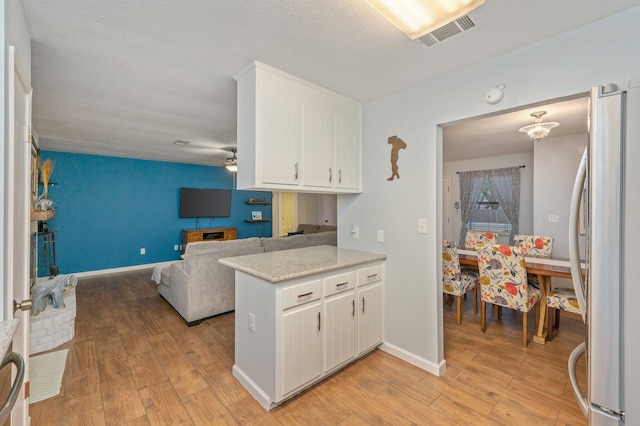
{"left": 466, "top": 178, "right": 512, "bottom": 237}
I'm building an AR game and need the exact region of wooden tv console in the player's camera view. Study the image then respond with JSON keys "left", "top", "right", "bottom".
{"left": 181, "top": 227, "right": 237, "bottom": 250}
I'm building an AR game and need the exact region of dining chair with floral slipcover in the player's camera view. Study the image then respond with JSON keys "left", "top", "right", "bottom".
{"left": 442, "top": 241, "right": 479, "bottom": 325}
{"left": 464, "top": 231, "right": 498, "bottom": 249}
{"left": 546, "top": 287, "right": 581, "bottom": 341}
{"left": 513, "top": 235, "right": 554, "bottom": 257}
{"left": 512, "top": 234, "right": 555, "bottom": 288}
{"left": 477, "top": 244, "right": 542, "bottom": 347}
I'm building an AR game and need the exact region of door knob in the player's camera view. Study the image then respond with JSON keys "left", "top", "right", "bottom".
{"left": 13, "top": 299, "right": 32, "bottom": 313}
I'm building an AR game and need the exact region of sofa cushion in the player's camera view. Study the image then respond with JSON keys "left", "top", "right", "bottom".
{"left": 262, "top": 231, "right": 337, "bottom": 252}
{"left": 184, "top": 238, "right": 263, "bottom": 274}
{"left": 317, "top": 224, "right": 337, "bottom": 233}
{"left": 296, "top": 224, "right": 321, "bottom": 234}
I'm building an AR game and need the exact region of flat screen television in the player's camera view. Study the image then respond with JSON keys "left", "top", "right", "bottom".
{"left": 179, "top": 188, "right": 232, "bottom": 218}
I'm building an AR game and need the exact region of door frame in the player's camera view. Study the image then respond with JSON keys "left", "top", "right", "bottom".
{"left": 3, "top": 45, "right": 33, "bottom": 425}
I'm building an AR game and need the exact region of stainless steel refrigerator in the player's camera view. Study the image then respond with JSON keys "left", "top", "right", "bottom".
{"left": 568, "top": 79, "right": 640, "bottom": 425}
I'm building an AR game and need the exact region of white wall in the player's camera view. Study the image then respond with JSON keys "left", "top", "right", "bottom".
{"left": 297, "top": 193, "right": 337, "bottom": 226}
{"left": 533, "top": 133, "right": 587, "bottom": 259}
{"left": 337, "top": 6, "right": 640, "bottom": 375}
{"left": 444, "top": 152, "right": 534, "bottom": 247}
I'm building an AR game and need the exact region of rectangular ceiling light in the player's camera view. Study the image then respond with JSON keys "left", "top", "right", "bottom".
{"left": 365, "top": 0, "right": 484, "bottom": 40}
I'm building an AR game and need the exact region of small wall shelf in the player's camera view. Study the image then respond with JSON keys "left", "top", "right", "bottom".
{"left": 245, "top": 200, "right": 271, "bottom": 205}
{"left": 245, "top": 219, "right": 272, "bottom": 223}
{"left": 31, "top": 210, "right": 55, "bottom": 222}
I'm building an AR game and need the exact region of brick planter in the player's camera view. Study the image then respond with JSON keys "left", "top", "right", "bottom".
{"left": 30, "top": 287, "right": 76, "bottom": 355}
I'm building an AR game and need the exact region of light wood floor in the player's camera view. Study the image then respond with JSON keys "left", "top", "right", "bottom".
{"left": 30, "top": 269, "right": 587, "bottom": 425}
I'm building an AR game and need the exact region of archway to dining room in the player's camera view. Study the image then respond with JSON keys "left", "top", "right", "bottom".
{"left": 438, "top": 93, "right": 589, "bottom": 398}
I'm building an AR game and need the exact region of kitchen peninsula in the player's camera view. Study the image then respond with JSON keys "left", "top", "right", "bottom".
{"left": 219, "top": 245, "right": 386, "bottom": 410}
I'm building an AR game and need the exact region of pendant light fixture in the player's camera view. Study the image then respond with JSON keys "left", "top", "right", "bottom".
{"left": 519, "top": 111, "right": 559, "bottom": 142}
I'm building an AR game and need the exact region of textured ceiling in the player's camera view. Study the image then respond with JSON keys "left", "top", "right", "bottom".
{"left": 21, "top": 0, "right": 639, "bottom": 166}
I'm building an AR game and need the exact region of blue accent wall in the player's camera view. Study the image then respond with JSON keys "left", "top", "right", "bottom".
{"left": 37, "top": 151, "right": 272, "bottom": 276}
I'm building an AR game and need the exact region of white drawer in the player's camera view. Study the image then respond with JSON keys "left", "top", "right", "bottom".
{"left": 324, "top": 271, "right": 355, "bottom": 297}
{"left": 282, "top": 280, "right": 322, "bottom": 310}
{"left": 357, "top": 264, "right": 382, "bottom": 286}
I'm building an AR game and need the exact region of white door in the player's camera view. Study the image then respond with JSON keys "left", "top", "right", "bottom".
{"left": 3, "top": 46, "right": 33, "bottom": 425}
{"left": 442, "top": 175, "right": 452, "bottom": 242}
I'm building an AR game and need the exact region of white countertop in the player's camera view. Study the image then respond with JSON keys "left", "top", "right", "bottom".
{"left": 219, "top": 245, "right": 386, "bottom": 283}
{"left": 0, "top": 319, "right": 19, "bottom": 356}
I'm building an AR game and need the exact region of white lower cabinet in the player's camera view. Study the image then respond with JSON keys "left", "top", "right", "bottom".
{"left": 357, "top": 281, "right": 383, "bottom": 354}
{"left": 323, "top": 271, "right": 357, "bottom": 372}
{"left": 282, "top": 301, "right": 323, "bottom": 395}
{"left": 233, "top": 261, "right": 384, "bottom": 410}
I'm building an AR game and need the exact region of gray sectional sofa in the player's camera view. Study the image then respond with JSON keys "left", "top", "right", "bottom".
{"left": 157, "top": 228, "right": 337, "bottom": 326}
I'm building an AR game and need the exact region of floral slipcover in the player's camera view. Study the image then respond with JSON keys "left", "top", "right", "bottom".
{"left": 477, "top": 244, "right": 541, "bottom": 313}
{"left": 442, "top": 241, "right": 479, "bottom": 297}
{"left": 547, "top": 287, "right": 581, "bottom": 314}
{"left": 513, "top": 235, "right": 555, "bottom": 257}
{"left": 464, "top": 231, "right": 498, "bottom": 249}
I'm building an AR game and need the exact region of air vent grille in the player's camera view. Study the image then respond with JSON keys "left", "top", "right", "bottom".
{"left": 418, "top": 14, "right": 478, "bottom": 48}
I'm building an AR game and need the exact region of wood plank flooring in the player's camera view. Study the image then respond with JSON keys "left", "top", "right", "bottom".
{"left": 30, "top": 269, "right": 587, "bottom": 425}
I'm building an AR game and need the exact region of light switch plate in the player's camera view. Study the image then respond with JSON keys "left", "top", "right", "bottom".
{"left": 548, "top": 214, "right": 559, "bottom": 223}
{"left": 377, "top": 229, "right": 384, "bottom": 242}
{"left": 418, "top": 219, "right": 427, "bottom": 234}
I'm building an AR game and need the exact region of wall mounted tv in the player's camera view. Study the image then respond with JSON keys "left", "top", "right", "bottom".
{"left": 179, "top": 188, "right": 232, "bottom": 218}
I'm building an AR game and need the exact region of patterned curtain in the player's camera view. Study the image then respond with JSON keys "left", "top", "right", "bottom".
{"left": 487, "top": 167, "right": 521, "bottom": 242}
{"left": 458, "top": 170, "right": 485, "bottom": 247}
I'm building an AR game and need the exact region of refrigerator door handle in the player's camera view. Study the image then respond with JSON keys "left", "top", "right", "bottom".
{"left": 568, "top": 342, "right": 589, "bottom": 418}
{"left": 569, "top": 148, "right": 587, "bottom": 322}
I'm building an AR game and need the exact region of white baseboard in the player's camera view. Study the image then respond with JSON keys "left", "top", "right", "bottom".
{"left": 232, "top": 364, "right": 273, "bottom": 411}
{"left": 379, "top": 342, "right": 446, "bottom": 376}
{"left": 68, "top": 261, "right": 178, "bottom": 279}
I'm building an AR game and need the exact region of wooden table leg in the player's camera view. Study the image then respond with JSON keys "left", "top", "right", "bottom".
{"left": 533, "top": 275, "right": 550, "bottom": 344}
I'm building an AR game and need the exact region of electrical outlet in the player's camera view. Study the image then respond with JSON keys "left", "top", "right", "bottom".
{"left": 548, "top": 214, "right": 559, "bottom": 223}
{"left": 140, "top": 248, "right": 146, "bottom": 255}
{"left": 248, "top": 313, "right": 255, "bottom": 332}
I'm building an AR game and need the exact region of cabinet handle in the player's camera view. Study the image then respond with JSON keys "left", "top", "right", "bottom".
{"left": 336, "top": 282, "right": 348, "bottom": 288}
{"left": 367, "top": 273, "right": 378, "bottom": 279}
{"left": 297, "top": 291, "right": 313, "bottom": 299}
{"left": 338, "top": 169, "right": 342, "bottom": 184}
{"left": 317, "top": 312, "right": 321, "bottom": 331}
{"left": 294, "top": 162, "right": 299, "bottom": 180}
{"left": 362, "top": 297, "right": 365, "bottom": 313}
{"left": 352, "top": 299, "right": 355, "bottom": 317}
{"left": 329, "top": 167, "right": 332, "bottom": 183}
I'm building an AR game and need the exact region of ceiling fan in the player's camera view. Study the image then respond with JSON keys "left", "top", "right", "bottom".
{"left": 224, "top": 148, "right": 237, "bottom": 172}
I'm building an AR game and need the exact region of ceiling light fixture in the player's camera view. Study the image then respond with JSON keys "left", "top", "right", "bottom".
{"left": 173, "top": 139, "right": 191, "bottom": 146}
{"left": 518, "top": 111, "right": 559, "bottom": 142}
{"left": 364, "top": 0, "right": 485, "bottom": 40}
{"left": 225, "top": 149, "right": 238, "bottom": 172}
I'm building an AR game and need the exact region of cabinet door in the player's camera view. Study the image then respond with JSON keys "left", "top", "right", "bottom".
{"left": 282, "top": 302, "right": 323, "bottom": 395}
{"left": 334, "top": 104, "right": 361, "bottom": 190}
{"left": 258, "top": 72, "right": 301, "bottom": 186}
{"left": 324, "top": 290, "right": 356, "bottom": 372}
{"left": 357, "top": 282, "right": 383, "bottom": 354}
{"left": 303, "top": 95, "right": 335, "bottom": 188}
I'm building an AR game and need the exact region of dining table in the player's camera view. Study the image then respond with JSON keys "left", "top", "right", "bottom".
{"left": 457, "top": 248, "right": 581, "bottom": 344}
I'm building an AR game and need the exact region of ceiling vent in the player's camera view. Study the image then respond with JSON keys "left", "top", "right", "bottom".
{"left": 418, "top": 14, "right": 478, "bottom": 48}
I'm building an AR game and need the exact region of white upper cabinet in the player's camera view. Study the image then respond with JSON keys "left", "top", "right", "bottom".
{"left": 235, "top": 61, "right": 362, "bottom": 194}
